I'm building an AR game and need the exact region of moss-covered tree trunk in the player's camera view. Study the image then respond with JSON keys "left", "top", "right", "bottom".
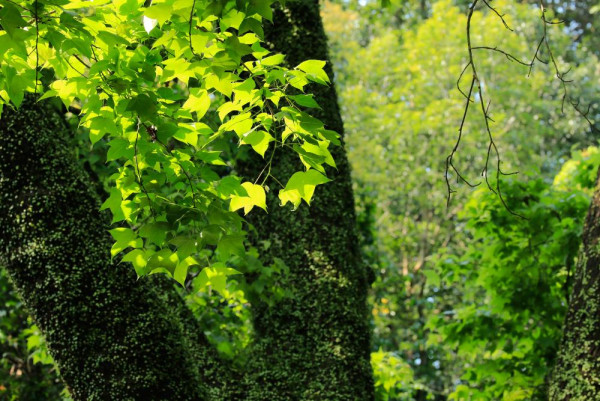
{"left": 549, "top": 168, "right": 600, "bottom": 400}
{"left": 241, "top": 1, "right": 375, "bottom": 400}
{"left": 0, "top": 97, "right": 225, "bottom": 401}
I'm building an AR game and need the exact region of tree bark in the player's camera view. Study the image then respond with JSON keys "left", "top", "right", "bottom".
{"left": 549, "top": 167, "right": 600, "bottom": 400}
{"left": 241, "top": 1, "right": 375, "bottom": 400}
{"left": 0, "top": 97, "right": 221, "bottom": 401}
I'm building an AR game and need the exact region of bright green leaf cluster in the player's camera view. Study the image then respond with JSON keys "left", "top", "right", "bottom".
{"left": 0, "top": 0, "right": 338, "bottom": 286}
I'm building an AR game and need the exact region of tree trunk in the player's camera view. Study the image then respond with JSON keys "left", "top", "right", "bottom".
{"left": 241, "top": 1, "right": 375, "bottom": 400}
{"left": 0, "top": 97, "right": 225, "bottom": 400}
{"left": 549, "top": 167, "right": 600, "bottom": 400}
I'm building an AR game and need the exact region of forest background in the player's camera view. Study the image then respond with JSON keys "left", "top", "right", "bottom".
{"left": 1, "top": 0, "right": 600, "bottom": 400}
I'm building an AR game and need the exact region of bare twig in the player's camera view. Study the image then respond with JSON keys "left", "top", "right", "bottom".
{"left": 481, "top": 0, "right": 513, "bottom": 31}
{"left": 471, "top": 46, "right": 531, "bottom": 67}
{"left": 536, "top": 0, "right": 598, "bottom": 133}
{"left": 446, "top": 0, "right": 525, "bottom": 218}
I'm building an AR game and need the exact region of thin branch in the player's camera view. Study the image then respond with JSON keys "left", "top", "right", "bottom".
{"left": 446, "top": 0, "right": 524, "bottom": 218}
{"left": 73, "top": 54, "right": 91, "bottom": 69}
{"left": 140, "top": 121, "right": 199, "bottom": 209}
{"left": 188, "top": 0, "right": 199, "bottom": 57}
{"left": 456, "top": 61, "right": 473, "bottom": 101}
{"left": 33, "top": 0, "right": 39, "bottom": 96}
{"left": 446, "top": 2, "right": 482, "bottom": 208}
{"left": 527, "top": 36, "right": 545, "bottom": 77}
{"left": 135, "top": 118, "right": 156, "bottom": 217}
{"left": 471, "top": 46, "right": 532, "bottom": 67}
{"left": 482, "top": 0, "right": 513, "bottom": 31}
{"left": 538, "top": 0, "right": 599, "bottom": 133}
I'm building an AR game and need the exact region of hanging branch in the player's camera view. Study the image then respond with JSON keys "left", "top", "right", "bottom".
{"left": 446, "top": 0, "right": 525, "bottom": 218}
{"left": 535, "top": 0, "right": 599, "bottom": 134}
{"left": 447, "top": 0, "right": 599, "bottom": 218}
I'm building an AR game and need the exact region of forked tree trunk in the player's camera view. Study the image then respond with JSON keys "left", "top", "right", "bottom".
{"left": 549, "top": 167, "right": 600, "bottom": 400}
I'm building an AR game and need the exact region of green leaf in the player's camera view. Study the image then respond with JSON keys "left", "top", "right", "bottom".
{"left": 423, "top": 269, "right": 441, "bottom": 288}
{"left": 190, "top": 31, "right": 211, "bottom": 52}
{"left": 261, "top": 53, "right": 285, "bottom": 66}
{"left": 109, "top": 227, "right": 143, "bottom": 257}
{"left": 216, "top": 175, "right": 246, "bottom": 198}
{"left": 217, "top": 101, "right": 242, "bottom": 121}
{"left": 201, "top": 224, "right": 223, "bottom": 246}
{"left": 170, "top": 236, "right": 197, "bottom": 260}
{"left": 0, "top": 3, "right": 27, "bottom": 38}
{"left": 221, "top": 9, "right": 245, "bottom": 30}
{"left": 106, "top": 138, "right": 133, "bottom": 161}
{"left": 144, "top": 3, "right": 172, "bottom": 26}
{"left": 279, "top": 170, "right": 330, "bottom": 209}
{"left": 139, "top": 222, "right": 171, "bottom": 245}
{"left": 182, "top": 89, "right": 210, "bottom": 119}
{"left": 126, "top": 94, "right": 157, "bottom": 120}
{"left": 147, "top": 249, "right": 178, "bottom": 275}
{"left": 241, "top": 130, "right": 273, "bottom": 157}
{"left": 223, "top": 112, "right": 253, "bottom": 136}
{"left": 296, "top": 59, "right": 329, "bottom": 84}
{"left": 230, "top": 182, "right": 267, "bottom": 214}
{"left": 174, "top": 256, "right": 199, "bottom": 286}
{"left": 152, "top": 29, "right": 176, "bottom": 48}
{"left": 88, "top": 116, "right": 119, "bottom": 144}
{"left": 122, "top": 249, "right": 150, "bottom": 276}
{"left": 205, "top": 73, "right": 233, "bottom": 97}
{"left": 289, "top": 94, "right": 321, "bottom": 109}
{"left": 216, "top": 234, "right": 246, "bottom": 261}
{"left": 100, "top": 188, "right": 125, "bottom": 223}
{"left": 248, "top": 0, "right": 274, "bottom": 21}
{"left": 6, "top": 74, "right": 25, "bottom": 108}
{"left": 97, "top": 31, "right": 129, "bottom": 47}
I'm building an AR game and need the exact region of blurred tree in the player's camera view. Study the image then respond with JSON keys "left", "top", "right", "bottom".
{"left": 323, "top": 0, "right": 599, "bottom": 399}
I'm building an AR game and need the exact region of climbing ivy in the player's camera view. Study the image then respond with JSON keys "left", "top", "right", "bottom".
{"left": 0, "top": 0, "right": 337, "bottom": 285}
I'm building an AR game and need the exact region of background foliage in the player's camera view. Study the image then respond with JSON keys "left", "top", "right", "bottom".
{"left": 323, "top": 0, "right": 599, "bottom": 399}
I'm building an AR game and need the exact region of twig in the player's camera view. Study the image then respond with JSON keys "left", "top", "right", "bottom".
{"left": 34, "top": 0, "right": 39, "bottom": 96}
{"left": 188, "top": 0, "right": 199, "bottom": 57}
{"left": 471, "top": 46, "right": 531, "bottom": 67}
{"left": 537, "top": 0, "right": 599, "bottom": 133}
{"left": 446, "top": 0, "right": 525, "bottom": 218}
{"left": 135, "top": 118, "right": 156, "bottom": 217}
